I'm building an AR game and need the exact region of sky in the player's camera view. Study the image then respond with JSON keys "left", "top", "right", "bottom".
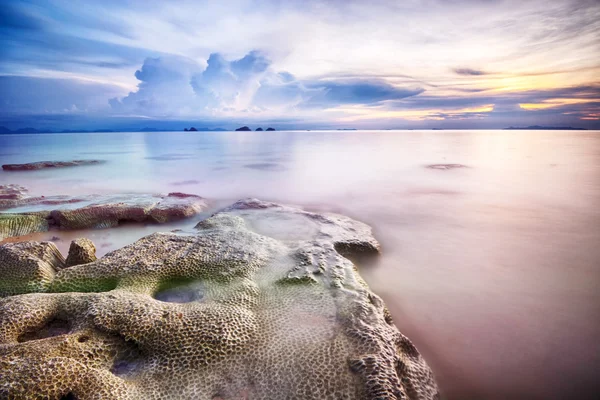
{"left": 0, "top": 0, "right": 599, "bottom": 130}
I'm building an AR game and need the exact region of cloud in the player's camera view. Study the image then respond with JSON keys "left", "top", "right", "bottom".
{"left": 0, "top": 75, "right": 125, "bottom": 115}
{"left": 110, "top": 51, "right": 425, "bottom": 117}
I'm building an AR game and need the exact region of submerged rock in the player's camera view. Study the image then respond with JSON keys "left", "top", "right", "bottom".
{"left": 0, "top": 199, "right": 439, "bottom": 399}
{"left": 0, "top": 184, "right": 30, "bottom": 209}
{"left": 0, "top": 192, "right": 207, "bottom": 238}
{"left": 2, "top": 160, "right": 105, "bottom": 171}
{"left": 426, "top": 164, "right": 467, "bottom": 170}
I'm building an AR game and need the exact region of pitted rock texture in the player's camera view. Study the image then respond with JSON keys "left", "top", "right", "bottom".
{"left": 0, "top": 241, "right": 65, "bottom": 296}
{"left": 0, "top": 214, "right": 49, "bottom": 240}
{"left": 2, "top": 159, "right": 104, "bottom": 171}
{"left": 0, "top": 199, "right": 439, "bottom": 400}
{"left": 65, "top": 238, "right": 97, "bottom": 267}
{"left": 0, "top": 192, "right": 207, "bottom": 238}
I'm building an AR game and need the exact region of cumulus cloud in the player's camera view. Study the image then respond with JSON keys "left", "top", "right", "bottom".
{"left": 109, "top": 51, "right": 424, "bottom": 117}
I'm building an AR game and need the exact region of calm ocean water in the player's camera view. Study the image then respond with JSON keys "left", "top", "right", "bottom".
{"left": 1, "top": 129, "right": 599, "bottom": 399}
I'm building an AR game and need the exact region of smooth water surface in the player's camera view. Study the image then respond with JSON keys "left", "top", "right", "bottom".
{"left": 1, "top": 130, "right": 599, "bottom": 399}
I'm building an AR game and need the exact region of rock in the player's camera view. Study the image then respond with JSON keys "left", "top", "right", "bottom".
{"left": 2, "top": 160, "right": 105, "bottom": 171}
{"left": 0, "top": 241, "right": 65, "bottom": 296}
{"left": 0, "top": 192, "right": 208, "bottom": 237}
{"left": 235, "top": 126, "right": 251, "bottom": 131}
{"left": 189, "top": 127, "right": 198, "bottom": 132}
{"left": 0, "top": 199, "right": 439, "bottom": 399}
{"left": 255, "top": 127, "right": 264, "bottom": 131}
{"left": 266, "top": 127, "right": 276, "bottom": 131}
{"left": 65, "top": 238, "right": 97, "bottom": 267}
{"left": 0, "top": 184, "right": 28, "bottom": 200}
{"left": 426, "top": 164, "right": 467, "bottom": 170}
{"left": 0, "top": 214, "right": 49, "bottom": 240}
{"left": 184, "top": 128, "right": 189, "bottom": 131}
{"left": 0, "top": 184, "right": 31, "bottom": 209}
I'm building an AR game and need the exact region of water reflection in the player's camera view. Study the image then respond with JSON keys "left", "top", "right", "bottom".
{"left": 1, "top": 130, "right": 599, "bottom": 399}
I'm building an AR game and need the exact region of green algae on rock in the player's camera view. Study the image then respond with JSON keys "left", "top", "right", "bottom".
{"left": 0, "top": 214, "right": 49, "bottom": 240}
{"left": 0, "top": 199, "right": 439, "bottom": 399}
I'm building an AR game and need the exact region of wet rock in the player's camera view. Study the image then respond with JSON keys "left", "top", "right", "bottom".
{"left": 0, "top": 192, "right": 207, "bottom": 237}
{"left": 0, "top": 184, "right": 30, "bottom": 209}
{"left": 0, "top": 199, "right": 438, "bottom": 399}
{"left": 0, "top": 184, "right": 28, "bottom": 200}
{"left": 0, "top": 214, "right": 49, "bottom": 240}
{"left": 65, "top": 238, "right": 97, "bottom": 267}
{"left": 426, "top": 163, "right": 467, "bottom": 170}
{"left": 2, "top": 160, "right": 105, "bottom": 171}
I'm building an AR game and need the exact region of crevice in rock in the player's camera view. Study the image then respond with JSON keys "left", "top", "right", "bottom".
{"left": 110, "top": 334, "right": 144, "bottom": 377}
{"left": 17, "top": 315, "right": 71, "bottom": 342}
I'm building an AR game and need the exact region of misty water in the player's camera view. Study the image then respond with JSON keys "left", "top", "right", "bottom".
{"left": 1, "top": 129, "right": 599, "bottom": 399}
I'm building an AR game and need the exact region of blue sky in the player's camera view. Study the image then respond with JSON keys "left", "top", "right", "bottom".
{"left": 0, "top": 0, "right": 599, "bottom": 130}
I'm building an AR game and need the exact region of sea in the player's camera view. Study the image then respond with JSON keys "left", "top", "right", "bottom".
{"left": 1, "top": 129, "right": 599, "bottom": 399}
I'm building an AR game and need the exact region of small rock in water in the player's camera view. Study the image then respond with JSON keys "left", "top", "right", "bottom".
{"left": 426, "top": 163, "right": 467, "bottom": 170}
{"left": 2, "top": 160, "right": 104, "bottom": 171}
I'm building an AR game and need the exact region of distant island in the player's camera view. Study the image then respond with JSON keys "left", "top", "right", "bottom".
{"left": 504, "top": 125, "right": 587, "bottom": 130}
{"left": 235, "top": 126, "right": 276, "bottom": 131}
{"left": 0, "top": 126, "right": 227, "bottom": 134}
{"left": 183, "top": 127, "right": 227, "bottom": 132}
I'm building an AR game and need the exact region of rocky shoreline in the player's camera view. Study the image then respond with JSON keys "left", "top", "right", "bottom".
{"left": 0, "top": 185, "right": 207, "bottom": 240}
{"left": 0, "top": 198, "right": 439, "bottom": 399}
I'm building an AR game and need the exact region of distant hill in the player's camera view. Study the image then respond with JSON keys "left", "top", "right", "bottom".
{"left": 0, "top": 126, "right": 228, "bottom": 134}
{"left": 504, "top": 125, "right": 587, "bottom": 130}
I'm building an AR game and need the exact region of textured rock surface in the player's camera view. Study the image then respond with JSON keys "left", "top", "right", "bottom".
{"left": 2, "top": 160, "right": 104, "bottom": 171}
{"left": 65, "top": 238, "right": 97, "bottom": 267}
{"left": 0, "top": 199, "right": 439, "bottom": 399}
{"left": 0, "top": 241, "right": 65, "bottom": 296}
{"left": 0, "top": 214, "right": 49, "bottom": 240}
{"left": 0, "top": 192, "right": 208, "bottom": 238}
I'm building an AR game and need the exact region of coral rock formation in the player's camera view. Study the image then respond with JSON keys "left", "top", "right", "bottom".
{"left": 0, "top": 191, "right": 208, "bottom": 239}
{"left": 2, "top": 160, "right": 104, "bottom": 171}
{"left": 0, "top": 214, "right": 49, "bottom": 240}
{"left": 65, "top": 238, "right": 97, "bottom": 267}
{"left": 0, "top": 199, "right": 439, "bottom": 399}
